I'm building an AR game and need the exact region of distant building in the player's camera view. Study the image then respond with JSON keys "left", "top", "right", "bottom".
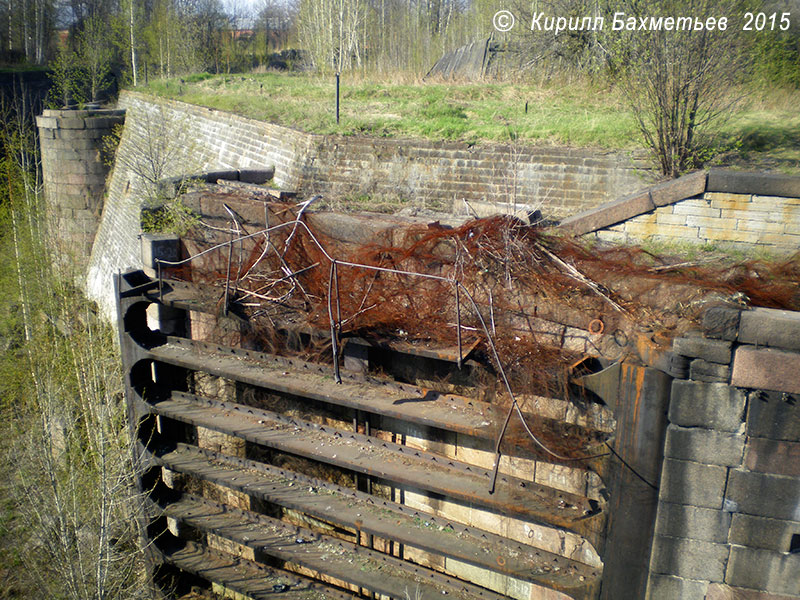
{"left": 54, "top": 29, "right": 70, "bottom": 48}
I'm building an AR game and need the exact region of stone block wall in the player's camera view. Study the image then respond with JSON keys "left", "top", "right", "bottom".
{"left": 303, "top": 137, "right": 648, "bottom": 219}
{"left": 114, "top": 92, "right": 312, "bottom": 191}
{"left": 596, "top": 193, "right": 800, "bottom": 251}
{"left": 115, "top": 92, "right": 649, "bottom": 222}
{"left": 36, "top": 108, "right": 126, "bottom": 268}
{"left": 560, "top": 170, "right": 800, "bottom": 254}
{"left": 86, "top": 92, "right": 316, "bottom": 319}
{"left": 646, "top": 307, "right": 800, "bottom": 600}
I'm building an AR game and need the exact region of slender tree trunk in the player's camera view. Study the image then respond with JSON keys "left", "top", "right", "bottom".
{"left": 337, "top": 0, "right": 343, "bottom": 72}
{"left": 22, "top": 0, "right": 30, "bottom": 60}
{"left": 166, "top": 22, "right": 171, "bottom": 78}
{"left": 130, "top": 0, "right": 137, "bottom": 86}
{"left": 159, "top": 35, "right": 164, "bottom": 78}
{"left": 7, "top": 170, "right": 32, "bottom": 342}
{"left": 7, "top": 0, "right": 12, "bottom": 52}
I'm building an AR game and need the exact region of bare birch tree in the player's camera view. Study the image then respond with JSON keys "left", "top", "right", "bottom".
{"left": 297, "top": 0, "right": 369, "bottom": 73}
{"left": 0, "top": 0, "right": 53, "bottom": 63}
{"left": 0, "top": 91, "right": 152, "bottom": 600}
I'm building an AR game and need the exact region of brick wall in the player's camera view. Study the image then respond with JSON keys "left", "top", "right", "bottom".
{"left": 646, "top": 307, "right": 800, "bottom": 600}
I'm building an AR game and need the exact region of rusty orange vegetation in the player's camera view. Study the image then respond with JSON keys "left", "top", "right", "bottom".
{"left": 168, "top": 199, "right": 800, "bottom": 405}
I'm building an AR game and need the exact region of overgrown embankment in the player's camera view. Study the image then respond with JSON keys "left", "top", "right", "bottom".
{"left": 0, "top": 102, "right": 148, "bottom": 600}
{"left": 141, "top": 73, "right": 800, "bottom": 173}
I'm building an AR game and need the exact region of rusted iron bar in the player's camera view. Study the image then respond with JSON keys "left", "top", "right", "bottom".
{"left": 159, "top": 540, "right": 354, "bottom": 600}
{"left": 455, "top": 281, "right": 463, "bottom": 369}
{"left": 223, "top": 227, "right": 234, "bottom": 316}
{"left": 327, "top": 260, "right": 341, "bottom": 384}
{"left": 149, "top": 216, "right": 599, "bottom": 469}
{"left": 152, "top": 443, "right": 601, "bottom": 597}
{"left": 222, "top": 203, "right": 244, "bottom": 291}
{"left": 119, "top": 279, "right": 159, "bottom": 299}
{"left": 334, "top": 259, "right": 341, "bottom": 333}
{"left": 489, "top": 400, "right": 518, "bottom": 496}
{"left": 144, "top": 391, "right": 601, "bottom": 532}
{"left": 163, "top": 493, "right": 514, "bottom": 600}
{"left": 143, "top": 336, "right": 610, "bottom": 451}
{"left": 157, "top": 259, "right": 163, "bottom": 302}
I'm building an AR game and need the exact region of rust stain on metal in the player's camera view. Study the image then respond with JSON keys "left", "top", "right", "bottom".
{"left": 119, "top": 197, "right": 800, "bottom": 600}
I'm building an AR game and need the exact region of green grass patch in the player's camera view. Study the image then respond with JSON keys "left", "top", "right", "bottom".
{"left": 710, "top": 106, "right": 800, "bottom": 173}
{"left": 637, "top": 237, "right": 787, "bottom": 264}
{"left": 140, "top": 72, "right": 800, "bottom": 172}
{"left": 140, "top": 72, "right": 642, "bottom": 148}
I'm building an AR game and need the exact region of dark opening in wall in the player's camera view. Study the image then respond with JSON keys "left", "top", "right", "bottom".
{"left": 790, "top": 534, "right": 800, "bottom": 554}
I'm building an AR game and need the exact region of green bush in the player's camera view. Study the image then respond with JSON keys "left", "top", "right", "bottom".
{"left": 141, "top": 196, "right": 199, "bottom": 235}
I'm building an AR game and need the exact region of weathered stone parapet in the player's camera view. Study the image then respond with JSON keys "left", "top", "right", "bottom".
{"left": 646, "top": 306, "right": 800, "bottom": 600}
{"left": 567, "top": 169, "right": 800, "bottom": 254}
{"left": 36, "top": 108, "right": 126, "bottom": 269}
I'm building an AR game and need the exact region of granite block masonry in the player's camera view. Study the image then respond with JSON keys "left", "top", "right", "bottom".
{"left": 578, "top": 170, "right": 800, "bottom": 254}
{"left": 646, "top": 305, "right": 800, "bottom": 600}
{"left": 36, "top": 108, "right": 126, "bottom": 273}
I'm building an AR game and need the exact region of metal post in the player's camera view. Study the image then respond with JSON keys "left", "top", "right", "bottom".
{"left": 455, "top": 282, "right": 462, "bottom": 370}
{"left": 328, "top": 260, "right": 342, "bottom": 384}
{"left": 157, "top": 259, "right": 163, "bottom": 301}
{"left": 335, "top": 72, "right": 340, "bottom": 124}
{"left": 224, "top": 236, "right": 233, "bottom": 316}
{"left": 334, "top": 261, "right": 341, "bottom": 334}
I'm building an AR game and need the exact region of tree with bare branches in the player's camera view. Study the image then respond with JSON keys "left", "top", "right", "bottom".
{"left": 0, "top": 93, "right": 152, "bottom": 600}
{"left": 606, "top": 0, "right": 749, "bottom": 177}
